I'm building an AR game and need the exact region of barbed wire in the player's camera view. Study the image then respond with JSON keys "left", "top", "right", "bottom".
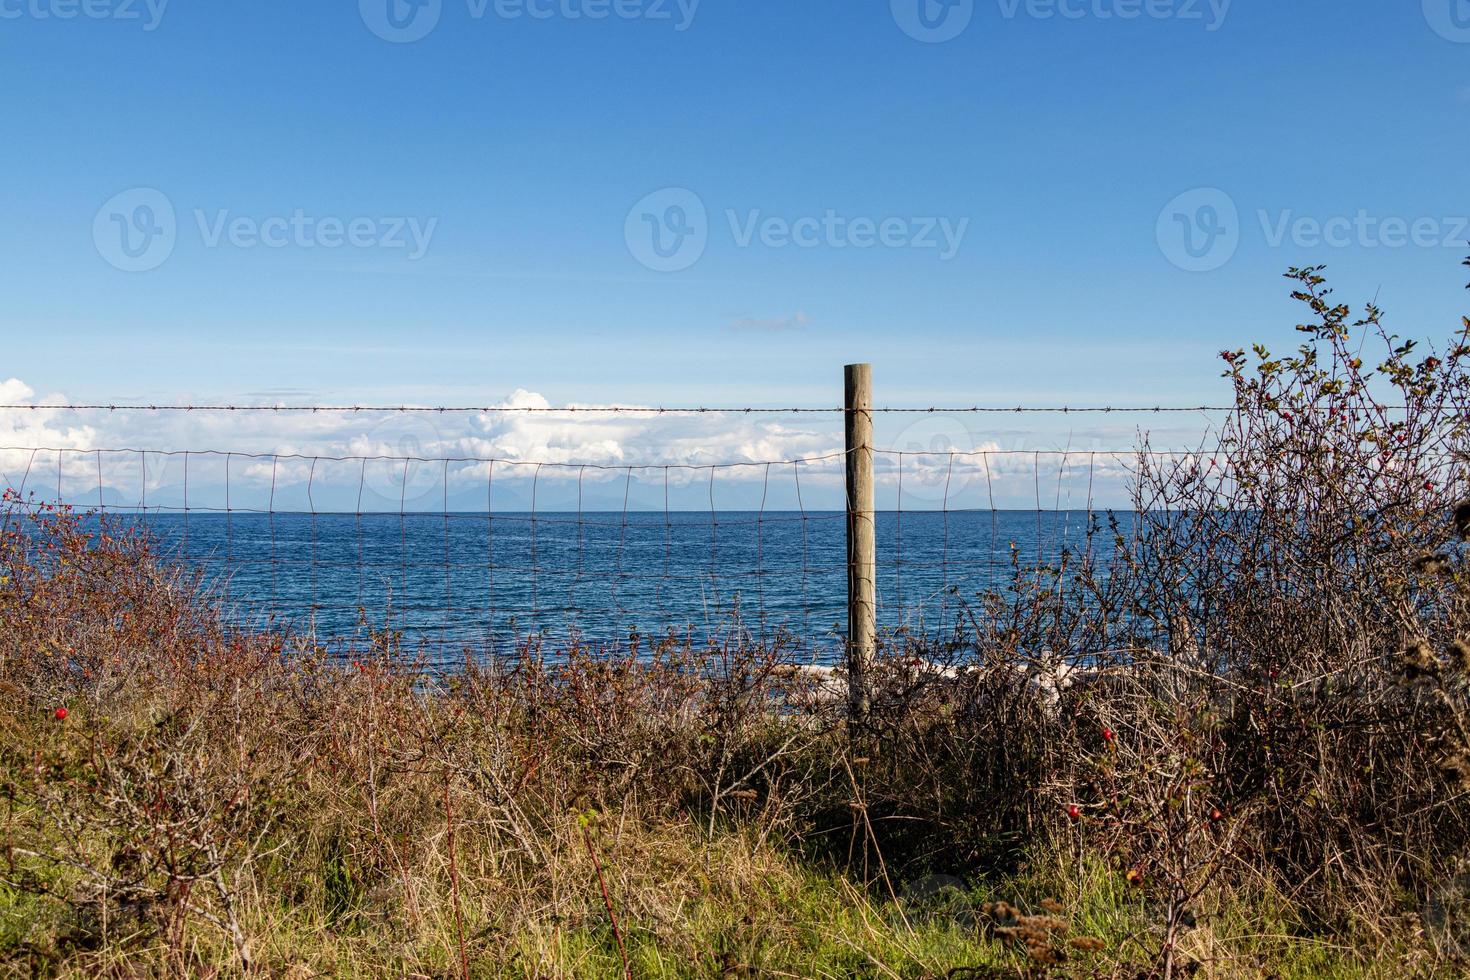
{"left": 0, "top": 403, "right": 1242, "bottom": 414}
{"left": 0, "top": 446, "right": 1210, "bottom": 464}
{"left": 0, "top": 402, "right": 1440, "bottom": 418}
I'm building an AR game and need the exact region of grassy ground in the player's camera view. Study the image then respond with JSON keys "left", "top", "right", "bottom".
{"left": 0, "top": 654, "right": 1454, "bottom": 980}
{"left": 0, "top": 583, "right": 1463, "bottom": 978}
{"left": 10, "top": 267, "right": 1470, "bottom": 977}
{"left": 1, "top": 806, "right": 1447, "bottom": 979}
{"left": 4, "top": 471, "right": 1470, "bottom": 976}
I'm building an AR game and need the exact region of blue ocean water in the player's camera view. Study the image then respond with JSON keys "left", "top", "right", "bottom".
{"left": 118, "top": 511, "right": 1114, "bottom": 660}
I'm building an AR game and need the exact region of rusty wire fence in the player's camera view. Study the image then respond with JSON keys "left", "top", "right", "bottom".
{"left": 0, "top": 397, "right": 1232, "bottom": 663}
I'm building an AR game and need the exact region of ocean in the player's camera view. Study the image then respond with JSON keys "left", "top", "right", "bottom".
{"left": 115, "top": 510, "right": 1116, "bottom": 662}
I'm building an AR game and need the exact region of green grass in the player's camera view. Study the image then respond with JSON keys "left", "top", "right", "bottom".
{"left": 4, "top": 819, "right": 1450, "bottom": 978}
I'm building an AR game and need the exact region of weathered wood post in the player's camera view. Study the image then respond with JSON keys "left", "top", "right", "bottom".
{"left": 844, "top": 363, "right": 876, "bottom": 728}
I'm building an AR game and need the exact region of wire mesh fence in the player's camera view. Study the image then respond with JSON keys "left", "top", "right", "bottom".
{"left": 0, "top": 412, "right": 1197, "bottom": 665}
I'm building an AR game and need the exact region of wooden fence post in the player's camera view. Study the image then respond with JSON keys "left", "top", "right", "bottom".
{"left": 845, "top": 363, "right": 876, "bottom": 728}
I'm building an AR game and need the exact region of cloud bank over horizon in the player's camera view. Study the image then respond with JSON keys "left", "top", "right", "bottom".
{"left": 0, "top": 378, "right": 1209, "bottom": 512}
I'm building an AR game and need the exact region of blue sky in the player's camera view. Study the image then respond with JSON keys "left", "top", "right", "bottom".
{"left": 1, "top": 0, "right": 1467, "bottom": 435}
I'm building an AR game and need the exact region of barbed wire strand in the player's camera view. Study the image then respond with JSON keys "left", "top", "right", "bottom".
{"left": 0, "top": 403, "right": 1247, "bottom": 414}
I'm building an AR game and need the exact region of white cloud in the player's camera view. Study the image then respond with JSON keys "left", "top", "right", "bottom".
{"left": 729, "top": 311, "right": 813, "bottom": 332}
{"left": 0, "top": 379, "right": 101, "bottom": 495}
{"left": 0, "top": 380, "right": 847, "bottom": 510}
{"left": 0, "top": 379, "right": 1185, "bottom": 511}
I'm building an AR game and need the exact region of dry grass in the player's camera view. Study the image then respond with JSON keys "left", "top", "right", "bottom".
{"left": 0, "top": 492, "right": 1461, "bottom": 978}
{"left": 5, "top": 262, "right": 1470, "bottom": 977}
